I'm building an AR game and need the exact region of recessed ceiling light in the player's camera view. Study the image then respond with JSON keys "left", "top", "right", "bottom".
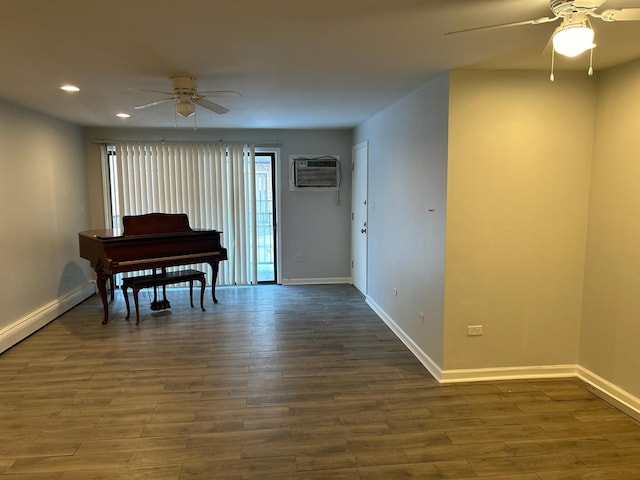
{"left": 116, "top": 113, "right": 130, "bottom": 118}
{"left": 60, "top": 84, "right": 80, "bottom": 92}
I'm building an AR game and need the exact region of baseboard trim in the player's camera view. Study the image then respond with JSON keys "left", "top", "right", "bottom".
{"left": 0, "top": 282, "right": 96, "bottom": 354}
{"left": 366, "top": 296, "right": 443, "bottom": 381}
{"left": 439, "top": 364, "right": 580, "bottom": 383}
{"left": 364, "top": 295, "right": 640, "bottom": 422}
{"left": 440, "top": 364, "right": 640, "bottom": 422}
{"left": 577, "top": 367, "right": 640, "bottom": 423}
{"left": 281, "top": 277, "right": 351, "bottom": 285}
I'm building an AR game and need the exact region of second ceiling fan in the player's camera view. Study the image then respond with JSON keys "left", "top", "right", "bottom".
{"left": 448, "top": 0, "right": 640, "bottom": 58}
{"left": 134, "top": 75, "right": 241, "bottom": 117}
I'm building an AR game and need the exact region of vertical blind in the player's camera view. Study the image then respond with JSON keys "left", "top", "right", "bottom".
{"left": 112, "top": 142, "right": 257, "bottom": 285}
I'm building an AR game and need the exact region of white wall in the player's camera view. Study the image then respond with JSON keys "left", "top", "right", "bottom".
{"left": 0, "top": 99, "right": 94, "bottom": 351}
{"left": 354, "top": 74, "right": 450, "bottom": 371}
{"left": 581, "top": 59, "right": 640, "bottom": 399}
{"left": 352, "top": 69, "right": 597, "bottom": 382}
{"left": 83, "top": 127, "right": 353, "bottom": 284}
{"left": 444, "top": 70, "right": 595, "bottom": 374}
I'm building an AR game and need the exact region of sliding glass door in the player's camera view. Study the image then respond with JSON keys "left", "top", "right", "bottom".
{"left": 255, "top": 152, "right": 276, "bottom": 283}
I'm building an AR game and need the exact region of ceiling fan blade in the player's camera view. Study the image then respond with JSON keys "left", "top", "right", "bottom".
{"left": 133, "top": 97, "right": 175, "bottom": 110}
{"left": 573, "top": 0, "right": 606, "bottom": 8}
{"left": 198, "top": 90, "right": 243, "bottom": 98}
{"left": 195, "top": 98, "right": 229, "bottom": 115}
{"left": 445, "top": 16, "right": 558, "bottom": 35}
{"left": 600, "top": 8, "right": 640, "bottom": 21}
{"left": 139, "top": 88, "right": 173, "bottom": 95}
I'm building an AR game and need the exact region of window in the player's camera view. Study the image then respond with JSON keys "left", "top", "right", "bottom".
{"left": 105, "top": 142, "right": 261, "bottom": 286}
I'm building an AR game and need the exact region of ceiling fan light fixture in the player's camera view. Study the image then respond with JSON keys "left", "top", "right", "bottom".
{"left": 552, "top": 22, "right": 595, "bottom": 57}
{"left": 60, "top": 84, "right": 80, "bottom": 92}
{"left": 175, "top": 98, "right": 195, "bottom": 117}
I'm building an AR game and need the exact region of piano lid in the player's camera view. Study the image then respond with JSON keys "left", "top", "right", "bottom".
{"left": 79, "top": 213, "right": 221, "bottom": 241}
{"left": 79, "top": 228, "right": 123, "bottom": 240}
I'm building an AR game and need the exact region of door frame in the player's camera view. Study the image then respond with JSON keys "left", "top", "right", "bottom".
{"left": 255, "top": 148, "right": 281, "bottom": 284}
{"left": 351, "top": 141, "right": 368, "bottom": 296}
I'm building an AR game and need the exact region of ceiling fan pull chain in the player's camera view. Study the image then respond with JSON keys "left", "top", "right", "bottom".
{"left": 588, "top": 48, "right": 594, "bottom": 76}
{"left": 550, "top": 49, "right": 556, "bottom": 82}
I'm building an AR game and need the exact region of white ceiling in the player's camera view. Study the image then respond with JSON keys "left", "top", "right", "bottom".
{"left": 2, "top": 0, "right": 639, "bottom": 130}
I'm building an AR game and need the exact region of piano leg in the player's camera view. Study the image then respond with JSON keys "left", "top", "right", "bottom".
{"left": 209, "top": 261, "right": 220, "bottom": 304}
{"left": 96, "top": 272, "right": 111, "bottom": 325}
{"left": 109, "top": 275, "right": 115, "bottom": 301}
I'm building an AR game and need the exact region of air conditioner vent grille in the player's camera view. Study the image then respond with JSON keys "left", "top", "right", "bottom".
{"left": 291, "top": 156, "right": 340, "bottom": 189}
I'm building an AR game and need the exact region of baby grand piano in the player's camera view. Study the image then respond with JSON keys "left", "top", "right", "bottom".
{"left": 79, "top": 213, "right": 227, "bottom": 324}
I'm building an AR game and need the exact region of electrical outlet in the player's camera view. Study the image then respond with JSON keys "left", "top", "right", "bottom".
{"left": 392, "top": 288, "right": 397, "bottom": 297}
{"left": 467, "top": 325, "right": 483, "bottom": 336}
{"left": 419, "top": 312, "right": 425, "bottom": 323}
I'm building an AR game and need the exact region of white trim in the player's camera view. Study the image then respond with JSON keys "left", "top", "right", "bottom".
{"left": 281, "top": 277, "right": 351, "bottom": 285}
{"left": 352, "top": 140, "right": 369, "bottom": 151}
{"left": 256, "top": 147, "right": 282, "bottom": 286}
{"left": 366, "top": 296, "right": 443, "bottom": 380}
{"left": 351, "top": 141, "right": 368, "bottom": 298}
{"left": 0, "top": 282, "right": 96, "bottom": 354}
{"left": 438, "top": 364, "right": 640, "bottom": 422}
{"left": 363, "top": 295, "right": 640, "bottom": 421}
{"left": 439, "top": 364, "right": 580, "bottom": 383}
{"left": 577, "top": 367, "right": 640, "bottom": 423}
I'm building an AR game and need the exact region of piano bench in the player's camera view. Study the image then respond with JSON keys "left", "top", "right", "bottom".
{"left": 121, "top": 269, "right": 206, "bottom": 325}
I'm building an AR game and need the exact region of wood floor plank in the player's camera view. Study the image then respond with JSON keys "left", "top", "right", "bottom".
{"left": 59, "top": 465, "right": 182, "bottom": 480}
{"left": 536, "top": 464, "right": 640, "bottom": 479}
{"left": 1, "top": 284, "right": 640, "bottom": 479}
{"left": 468, "top": 452, "right": 584, "bottom": 476}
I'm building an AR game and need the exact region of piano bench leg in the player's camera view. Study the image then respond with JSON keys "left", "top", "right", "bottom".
{"left": 120, "top": 270, "right": 208, "bottom": 324}
{"left": 193, "top": 274, "right": 206, "bottom": 312}
{"left": 133, "top": 285, "right": 142, "bottom": 325}
{"left": 123, "top": 285, "right": 131, "bottom": 320}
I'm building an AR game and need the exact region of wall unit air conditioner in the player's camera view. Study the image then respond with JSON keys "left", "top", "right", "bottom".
{"left": 291, "top": 156, "right": 340, "bottom": 189}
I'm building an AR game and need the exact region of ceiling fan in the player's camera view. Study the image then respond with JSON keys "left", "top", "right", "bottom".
{"left": 134, "top": 75, "right": 241, "bottom": 117}
{"left": 447, "top": 0, "right": 640, "bottom": 60}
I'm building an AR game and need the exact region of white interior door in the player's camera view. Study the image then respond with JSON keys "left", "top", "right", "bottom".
{"left": 352, "top": 141, "right": 368, "bottom": 296}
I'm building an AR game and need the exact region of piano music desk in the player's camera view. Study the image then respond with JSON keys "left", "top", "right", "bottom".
{"left": 121, "top": 269, "right": 206, "bottom": 325}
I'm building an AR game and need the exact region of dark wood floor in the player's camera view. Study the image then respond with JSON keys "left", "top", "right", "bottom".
{"left": 2, "top": 284, "right": 640, "bottom": 479}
